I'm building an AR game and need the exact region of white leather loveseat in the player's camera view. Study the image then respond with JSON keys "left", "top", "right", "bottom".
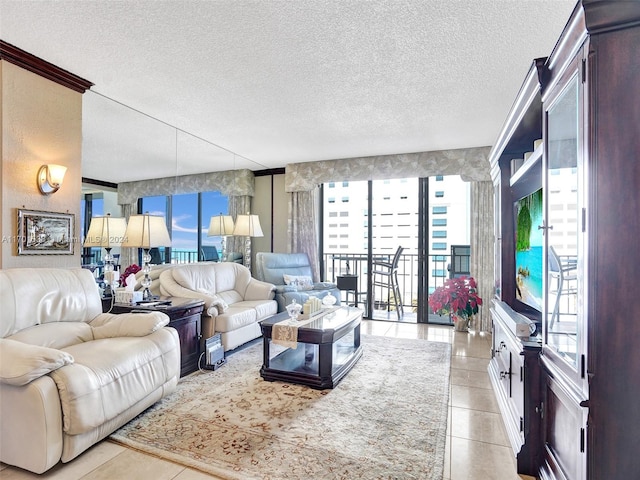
{"left": 0, "top": 268, "right": 180, "bottom": 474}
{"left": 159, "top": 262, "right": 277, "bottom": 351}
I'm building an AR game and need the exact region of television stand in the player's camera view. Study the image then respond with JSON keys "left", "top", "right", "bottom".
{"left": 489, "top": 300, "right": 542, "bottom": 476}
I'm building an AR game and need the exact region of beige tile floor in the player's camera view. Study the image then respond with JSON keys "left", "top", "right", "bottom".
{"left": 0, "top": 321, "right": 533, "bottom": 480}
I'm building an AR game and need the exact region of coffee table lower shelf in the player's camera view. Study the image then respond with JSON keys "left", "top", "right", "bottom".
{"left": 260, "top": 342, "right": 362, "bottom": 389}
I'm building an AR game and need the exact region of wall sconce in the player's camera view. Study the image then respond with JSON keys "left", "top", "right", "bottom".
{"left": 207, "top": 213, "right": 235, "bottom": 262}
{"left": 37, "top": 164, "right": 67, "bottom": 195}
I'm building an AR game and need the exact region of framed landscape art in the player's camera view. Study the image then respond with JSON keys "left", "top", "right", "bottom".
{"left": 17, "top": 209, "right": 75, "bottom": 255}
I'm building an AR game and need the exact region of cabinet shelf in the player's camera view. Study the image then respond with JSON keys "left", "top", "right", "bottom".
{"left": 510, "top": 143, "right": 543, "bottom": 187}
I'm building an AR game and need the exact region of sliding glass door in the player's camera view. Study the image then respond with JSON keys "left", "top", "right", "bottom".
{"left": 322, "top": 175, "right": 470, "bottom": 324}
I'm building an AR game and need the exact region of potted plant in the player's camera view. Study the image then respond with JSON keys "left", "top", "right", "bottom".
{"left": 429, "top": 276, "right": 483, "bottom": 332}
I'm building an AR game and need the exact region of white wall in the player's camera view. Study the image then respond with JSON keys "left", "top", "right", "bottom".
{"left": 1, "top": 61, "right": 83, "bottom": 269}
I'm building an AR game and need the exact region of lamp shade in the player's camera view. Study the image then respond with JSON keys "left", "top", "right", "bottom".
{"left": 83, "top": 214, "right": 127, "bottom": 248}
{"left": 233, "top": 214, "right": 263, "bottom": 237}
{"left": 121, "top": 214, "right": 171, "bottom": 248}
{"left": 207, "top": 215, "right": 235, "bottom": 236}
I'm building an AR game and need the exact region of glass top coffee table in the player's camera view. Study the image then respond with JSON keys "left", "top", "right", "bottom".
{"left": 260, "top": 306, "right": 363, "bottom": 389}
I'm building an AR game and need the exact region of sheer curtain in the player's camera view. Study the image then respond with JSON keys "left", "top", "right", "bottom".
{"left": 288, "top": 187, "right": 320, "bottom": 281}
{"left": 470, "top": 181, "right": 495, "bottom": 332}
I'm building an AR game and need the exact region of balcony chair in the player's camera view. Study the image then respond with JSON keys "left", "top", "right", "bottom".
{"left": 200, "top": 245, "right": 220, "bottom": 262}
{"left": 372, "top": 246, "right": 404, "bottom": 320}
{"left": 548, "top": 245, "right": 577, "bottom": 328}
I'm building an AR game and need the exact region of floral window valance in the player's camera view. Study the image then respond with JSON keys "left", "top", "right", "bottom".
{"left": 118, "top": 169, "right": 255, "bottom": 205}
{"left": 284, "top": 147, "right": 491, "bottom": 192}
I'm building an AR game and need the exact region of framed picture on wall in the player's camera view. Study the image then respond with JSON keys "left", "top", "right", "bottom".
{"left": 17, "top": 209, "right": 75, "bottom": 255}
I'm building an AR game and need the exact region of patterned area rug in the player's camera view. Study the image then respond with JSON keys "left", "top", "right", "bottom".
{"left": 110, "top": 334, "right": 451, "bottom": 480}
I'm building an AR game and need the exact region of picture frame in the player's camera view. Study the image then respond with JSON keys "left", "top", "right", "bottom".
{"left": 17, "top": 209, "right": 75, "bottom": 255}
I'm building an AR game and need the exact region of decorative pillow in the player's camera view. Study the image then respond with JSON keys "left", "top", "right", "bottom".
{"left": 0, "top": 338, "right": 74, "bottom": 386}
{"left": 283, "top": 274, "right": 314, "bottom": 291}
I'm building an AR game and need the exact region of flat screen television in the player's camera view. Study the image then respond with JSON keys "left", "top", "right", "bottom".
{"left": 514, "top": 187, "right": 543, "bottom": 313}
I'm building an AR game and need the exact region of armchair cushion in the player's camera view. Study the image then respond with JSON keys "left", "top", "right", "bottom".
{"left": 0, "top": 338, "right": 74, "bottom": 386}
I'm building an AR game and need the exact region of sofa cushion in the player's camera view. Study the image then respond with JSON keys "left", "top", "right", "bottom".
{"left": 7, "top": 322, "right": 93, "bottom": 349}
{"left": 0, "top": 338, "right": 74, "bottom": 386}
{"left": 214, "top": 306, "right": 257, "bottom": 333}
{"left": 244, "top": 299, "right": 278, "bottom": 320}
{"left": 217, "top": 290, "right": 244, "bottom": 306}
{"left": 52, "top": 330, "right": 177, "bottom": 435}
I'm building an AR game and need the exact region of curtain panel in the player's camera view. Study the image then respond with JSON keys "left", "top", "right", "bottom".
{"left": 470, "top": 181, "right": 495, "bottom": 332}
{"left": 288, "top": 188, "right": 320, "bottom": 281}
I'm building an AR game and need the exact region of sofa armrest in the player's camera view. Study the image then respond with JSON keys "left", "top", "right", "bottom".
{"left": 0, "top": 338, "right": 74, "bottom": 386}
{"left": 0, "top": 376, "right": 64, "bottom": 473}
{"left": 244, "top": 278, "right": 276, "bottom": 301}
{"left": 89, "top": 312, "right": 170, "bottom": 339}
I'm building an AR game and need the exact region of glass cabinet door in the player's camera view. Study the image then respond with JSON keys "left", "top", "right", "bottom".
{"left": 544, "top": 73, "right": 584, "bottom": 383}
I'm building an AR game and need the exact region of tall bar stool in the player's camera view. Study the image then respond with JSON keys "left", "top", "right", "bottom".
{"left": 372, "top": 246, "right": 404, "bottom": 320}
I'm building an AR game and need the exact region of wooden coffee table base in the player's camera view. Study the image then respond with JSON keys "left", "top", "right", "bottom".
{"left": 260, "top": 308, "right": 363, "bottom": 389}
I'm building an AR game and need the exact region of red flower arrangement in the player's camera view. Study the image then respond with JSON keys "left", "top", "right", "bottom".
{"left": 429, "top": 276, "right": 483, "bottom": 322}
{"left": 120, "top": 264, "right": 141, "bottom": 286}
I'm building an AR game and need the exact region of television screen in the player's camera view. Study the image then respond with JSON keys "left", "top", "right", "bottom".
{"left": 514, "top": 188, "right": 543, "bottom": 312}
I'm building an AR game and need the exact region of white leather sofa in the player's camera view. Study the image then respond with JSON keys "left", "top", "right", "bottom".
{"left": 0, "top": 268, "right": 180, "bottom": 474}
{"left": 159, "top": 262, "right": 277, "bottom": 351}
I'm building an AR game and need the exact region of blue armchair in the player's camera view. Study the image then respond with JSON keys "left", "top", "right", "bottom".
{"left": 255, "top": 252, "right": 341, "bottom": 312}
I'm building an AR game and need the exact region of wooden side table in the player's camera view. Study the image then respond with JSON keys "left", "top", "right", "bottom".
{"left": 109, "top": 297, "right": 205, "bottom": 377}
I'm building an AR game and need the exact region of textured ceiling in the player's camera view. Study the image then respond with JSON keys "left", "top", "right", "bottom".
{"left": 0, "top": 0, "right": 577, "bottom": 183}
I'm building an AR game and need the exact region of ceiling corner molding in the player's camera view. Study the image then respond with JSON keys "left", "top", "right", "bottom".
{"left": 0, "top": 40, "right": 93, "bottom": 93}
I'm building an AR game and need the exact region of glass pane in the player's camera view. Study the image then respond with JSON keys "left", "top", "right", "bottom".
{"left": 427, "top": 175, "right": 471, "bottom": 324}
{"left": 322, "top": 180, "right": 369, "bottom": 315}
{"left": 546, "top": 76, "right": 580, "bottom": 368}
{"left": 171, "top": 193, "right": 198, "bottom": 264}
{"left": 371, "top": 178, "right": 419, "bottom": 321}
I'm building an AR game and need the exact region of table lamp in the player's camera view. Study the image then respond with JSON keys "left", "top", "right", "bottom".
{"left": 233, "top": 213, "right": 263, "bottom": 271}
{"left": 122, "top": 213, "right": 171, "bottom": 300}
{"left": 207, "top": 213, "right": 235, "bottom": 261}
{"left": 83, "top": 213, "right": 127, "bottom": 296}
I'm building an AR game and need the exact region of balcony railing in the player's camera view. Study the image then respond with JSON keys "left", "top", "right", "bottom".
{"left": 323, "top": 252, "right": 460, "bottom": 320}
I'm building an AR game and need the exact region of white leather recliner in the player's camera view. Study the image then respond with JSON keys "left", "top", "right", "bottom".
{"left": 0, "top": 268, "right": 180, "bottom": 474}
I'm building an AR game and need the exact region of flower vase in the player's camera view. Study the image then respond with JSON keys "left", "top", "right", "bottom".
{"left": 453, "top": 315, "right": 470, "bottom": 332}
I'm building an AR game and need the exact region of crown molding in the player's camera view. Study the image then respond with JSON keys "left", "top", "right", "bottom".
{"left": 0, "top": 40, "right": 93, "bottom": 93}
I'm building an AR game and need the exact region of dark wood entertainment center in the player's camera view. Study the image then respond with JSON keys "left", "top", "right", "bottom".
{"left": 488, "top": 2, "right": 640, "bottom": 479}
